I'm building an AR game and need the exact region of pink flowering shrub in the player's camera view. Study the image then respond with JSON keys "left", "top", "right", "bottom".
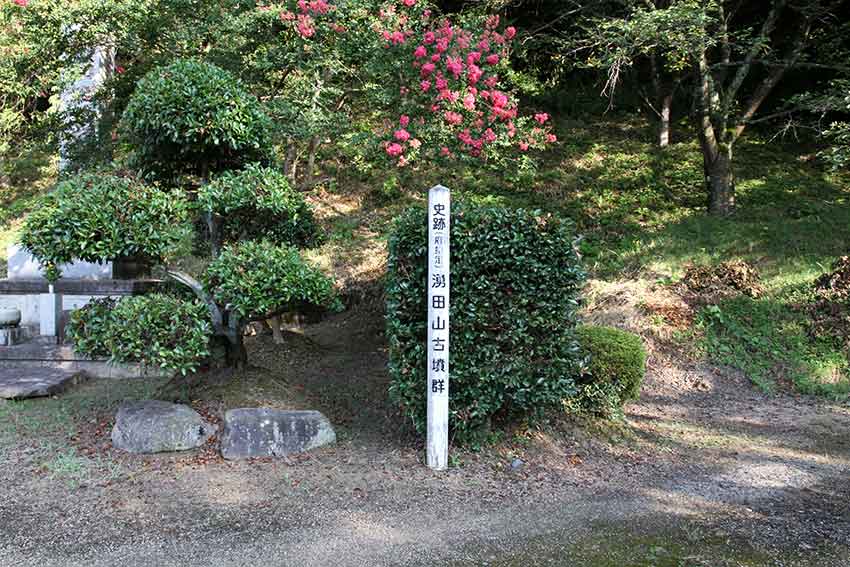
{"left": 370, "top": 1, "right": 555, "bottom": 168}
{"left": 271, "top": 0, "right": 349, "bottom": 41}
{"left": 246, "top": 0, "right": 555, "bottom": 182}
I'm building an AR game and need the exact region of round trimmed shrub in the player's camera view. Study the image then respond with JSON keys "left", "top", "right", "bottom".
{"left": 67, "top": 294, "right": 212, "bottom": 375}
{"left": 569, "top": 325, "right": 646, "bottom": 415}
{"left": 386, "top": 203, "right": 587, "bottom": 442}
{"left": 202, "top": 241, "right": 341, "bottom": 321}
{"left": 197, "top": 164, "right": 319, "bottom": 248}
{"left": 19, "top": 173, "right": 191, "bottom": 281}
{"left": 121, "top": 59, "right": 272, "bottom": 180}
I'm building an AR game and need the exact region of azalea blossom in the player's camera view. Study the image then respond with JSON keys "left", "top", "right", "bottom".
{"left": 534, "top": 113, "right": 550, "bottom": 125}
{"left": 386, "top": 143, "right": 404, "bottom": 157}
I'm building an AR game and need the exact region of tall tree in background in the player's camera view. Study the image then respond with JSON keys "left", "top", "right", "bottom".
{"left": 581, "top": 0, "right": 846, "bottom": 215}
{"left": 583, "top": 0, "right": 706, "bottom": 147}
{"left": 694, "top": 0, "right": 819, "bottom": 215}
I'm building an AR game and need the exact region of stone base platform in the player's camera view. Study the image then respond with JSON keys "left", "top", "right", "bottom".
{"left": 0, "top": 337, "right": 172, "bottom": 380}
{"left": 0, "top": 326, "right": 29, "bottom": 346}
{"left": 0, "top": 367, "right": 86, "bottom": 399}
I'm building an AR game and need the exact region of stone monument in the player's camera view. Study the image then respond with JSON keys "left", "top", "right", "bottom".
{"left": 58, "top": 37, "right": 115, "bottom": 171}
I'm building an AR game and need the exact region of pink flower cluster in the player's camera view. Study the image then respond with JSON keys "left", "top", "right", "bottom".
{"left": 380, "top": 6, "right": 555, "bottom": 165}
{"left": 278, "top": 0, "right": 340, "bottom": 39}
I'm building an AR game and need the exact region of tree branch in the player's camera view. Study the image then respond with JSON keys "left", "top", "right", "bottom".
{"left": 732, "top": 15, "right": 812, "bottom": 142}
{"left": 722, "top": 0, "right": 787, "bottom": 122}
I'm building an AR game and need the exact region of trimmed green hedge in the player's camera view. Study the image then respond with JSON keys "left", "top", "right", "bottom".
{"left": 202, "top": 241, "right": 341, "bottom": 321}
{"left": 19, "top": 173, "right": 190, "bottom": 281}
{"left": 569, "top": 325, "right": 646, "bottom": 415}
{"left": 197, "top": 163, "right": 319, "bottom": 248}
{"left": 67, "top": 294, "right": 211, "bottom": 375}
{"left": 121, "top": 59, "right": 272, "bottom": 180}
{"left": 386, "top": 203, "right": 586, "bottom": 441}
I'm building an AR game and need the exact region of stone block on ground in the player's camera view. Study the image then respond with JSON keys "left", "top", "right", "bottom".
{"left": 0, "top": 368, "right": 85, "bottom": 399}
{"left": 220, "top": 408, "right": 336, "bottom": 460}
{"left": 111, "top": 400, "right": 216, "bottom": 454}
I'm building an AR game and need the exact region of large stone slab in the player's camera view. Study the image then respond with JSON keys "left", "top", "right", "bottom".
{"left": 111, "top": 401, "right": 216, "bottom": 454}
{"left": 0, "top": 336, "right": 173, "bottom": 379}
{"left": 0, "top": 367, "right": 85, "bottom": 399}
{"left": 220, "top": 409, "right": 336, "bottom": 460}
{"left": 7, "top": 244, "right": 113, "bottom": 281}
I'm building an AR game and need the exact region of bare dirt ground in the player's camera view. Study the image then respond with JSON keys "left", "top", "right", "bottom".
{"left": 1, "top": 279, "right": 849, "bottom": 566}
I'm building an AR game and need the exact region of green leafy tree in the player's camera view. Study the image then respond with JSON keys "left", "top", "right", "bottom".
{"left": 20, "top": 174, "right": 338, "bottom": 370}
{"left": 197, "top": 163, "right": 319, "bottom": 257}
{"left": 582, "top": 0, "right": 706, "bottom": 147}
{"left": 796, "top": 79, "right": 850, "bottom": 169}
{"left": 172, "top": 241, "right": 341, "bottom": 367}
{"left": 0, "top": 0, "right": 241, "bottom": 173}
{"left": 18, "top": 172, "right": 190, "bottom": 281}
{"left": 211, "top": 0, "right": 378, "bottom": 188}
{"left": 120, "top": 59, "right": 273, "bottom": 181}
{"left": 68, "top": 295, "right": 212, "bottom": 375}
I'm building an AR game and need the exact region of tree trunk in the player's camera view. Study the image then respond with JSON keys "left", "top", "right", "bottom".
{"left": 206, "top": 212, "right": 224, "bottom": 258}
{"left": 705, "top": 147, "right": 735, "bottom": 215}
{"left": 303, "top": 135, "right": 319, "bottom": 189}
{"left": 268, "top": 315, "right": 285, "bottom": 344}
{"left": 225, "top": 335, "right": 248, "bottom": 369}
{"left": 0, "top": 153, "right": 10, "bottom": 188}
{"left": 283, "top": 145, "right": 298, "bottom": 183}
{"left": 658, "top": 92, "right": 673, "bottom": 147}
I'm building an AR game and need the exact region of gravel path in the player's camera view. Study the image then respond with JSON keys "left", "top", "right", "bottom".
{"left": 1, "top": 284, "right": 848, "bottom": 566}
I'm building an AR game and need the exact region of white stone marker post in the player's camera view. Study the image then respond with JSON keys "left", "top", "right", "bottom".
{"left": 427, "top": 185, "right": 450, "bottom": 471}
{"left": 39, "top": 284, "right": 62, "bottom": 341}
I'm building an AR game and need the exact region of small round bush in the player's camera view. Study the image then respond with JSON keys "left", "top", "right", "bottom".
{"left": 121, "top": 59, "right": 272, "bottom": 180}
{"left": 386, "top": 203, "right": 587, "bottom": 442}
{"left": 19, "top": 173, "right": 190, "bottom": 281}
{"left": 569, "top": 325, "right": 646, "bottom": 415}
{"left": 202, "top": 241, "right": 341, "bottom": 321}
{"left": 197, "top": 164, "right": 319, "bottom": 248}
{"left": 67, "top": 294, "right": 212, "bottom": 375}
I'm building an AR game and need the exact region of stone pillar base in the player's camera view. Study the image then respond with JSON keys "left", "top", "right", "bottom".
{"left": 39, "top": 293, "right": 62, "bottom": 338}
{"left": 0, "top": 327, "right": 26, "bottom": 346}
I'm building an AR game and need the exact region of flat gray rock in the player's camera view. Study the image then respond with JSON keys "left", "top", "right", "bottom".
{"left": 0, "top": 368, "right": 84, "bottom": 399}
{"left": 221, "top": 408, "right": 336, "bottom": 460}
{"left": 111, "top": 401, "right": 216, "bottom": 454}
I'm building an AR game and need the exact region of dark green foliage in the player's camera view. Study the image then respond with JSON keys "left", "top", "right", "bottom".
{"left": 120, "top": 59, "right": 272, "bottom": 180}
{"left": 197, "top": 163, "right": 319, "bottom": 248}
{"left": 386, "top": 203, "right": 587, "bottom": 441}
{"left": 569, "top": 325, "right": 646, "bottom": 416}
{"left": 18, "top": 173, "right": 190, "bottom": 281}
{"left": 67, "top": 294, "right": 211, "bottom": 375}
{"left": 202, "top": 240, "right": 341, "bottom": 321}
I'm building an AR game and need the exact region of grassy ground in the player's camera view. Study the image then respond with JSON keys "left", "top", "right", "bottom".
{"left": 320, "top": 116, "right": 850, "bottom": 398}
{"left": 3, "top": 116, "right": 848, "bottom": 397}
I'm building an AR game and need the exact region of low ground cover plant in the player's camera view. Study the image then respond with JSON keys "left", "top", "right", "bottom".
{"left": 569, "top": 325, "right": 646, "bottom": 416}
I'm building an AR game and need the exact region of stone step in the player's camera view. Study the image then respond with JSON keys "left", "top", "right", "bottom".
{"left": 0, "top": 367, "right": 86, "bottom": 399}
{"left": 0, "top": 337, "right": 171, "bottom": 379}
